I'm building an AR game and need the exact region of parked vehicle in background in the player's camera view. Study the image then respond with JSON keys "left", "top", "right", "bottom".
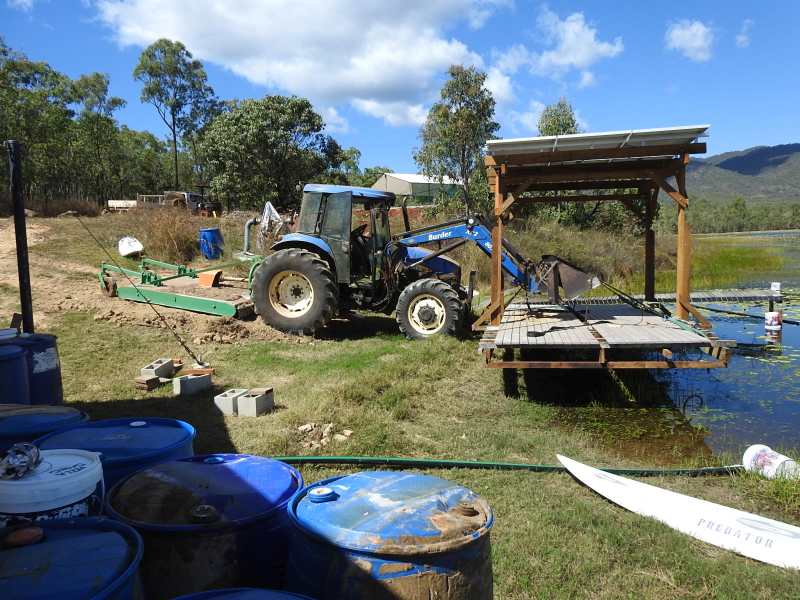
{"left": 106, "top": 191, "right": 223, "bottom": 215}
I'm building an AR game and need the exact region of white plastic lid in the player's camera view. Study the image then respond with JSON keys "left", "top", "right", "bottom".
{"left": 0, "top": 449, "right": 103, "bottom": 514}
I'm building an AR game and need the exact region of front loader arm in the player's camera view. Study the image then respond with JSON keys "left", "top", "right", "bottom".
{"left": 394, "top": 217, "right": 539, "bottom": 293}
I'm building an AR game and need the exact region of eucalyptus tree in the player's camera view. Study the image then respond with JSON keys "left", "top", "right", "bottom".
{"left": 414, "top": 65, "right": 499, "bottom": 214}
{"left": 133, "top": 39, "right": 215, "bottom": 189}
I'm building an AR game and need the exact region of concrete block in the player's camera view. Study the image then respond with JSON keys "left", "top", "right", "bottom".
{"left": 141, "top": 357, "right": 175, "bottom": 379}
{"left": 238, "top": 387, "right": 274, "bottom": 417}
{"left": 214, "top": 388, "right": 248, "bottom": 416}
{"left": 172, "top": 373, "right": 212, "bottom": 396}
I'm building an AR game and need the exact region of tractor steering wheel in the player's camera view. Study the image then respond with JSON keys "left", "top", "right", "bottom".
{"left": 350, "top": 223, "right": 369, "bottom": 238}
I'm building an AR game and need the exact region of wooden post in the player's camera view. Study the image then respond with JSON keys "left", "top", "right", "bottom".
{"left": 675, "top": 158, "right": 691, "bottom": 319}
{"left": 644, "top": 188, "right": 657, "bottom": 301}
{"left": 490, "top": 168, "right": 505, "bottom": 325}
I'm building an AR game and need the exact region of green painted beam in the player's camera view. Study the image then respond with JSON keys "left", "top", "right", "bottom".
{"left": 116, "top": 286, "right": 238, "bottom": 317}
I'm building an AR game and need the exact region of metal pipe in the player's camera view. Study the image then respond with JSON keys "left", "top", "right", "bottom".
{"left": 4, "top": 140, "right": 34, "bottom": 333}
{"left": 696, "top": 304, "right": 799, "bottom": 326}
{"left": 243, "top": 216, "right": 260, "bottom": 254}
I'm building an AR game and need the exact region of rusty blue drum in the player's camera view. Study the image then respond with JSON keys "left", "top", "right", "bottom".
{"left": 285, "top": 471, "right": 493, "bottom": 600}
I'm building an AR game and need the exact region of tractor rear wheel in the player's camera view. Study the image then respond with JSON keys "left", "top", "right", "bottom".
{"left": 396, "top": 278, "right": 463, "bottom": 340}
{"left": 252, "top": 249, "right": 338, "bottom": 335}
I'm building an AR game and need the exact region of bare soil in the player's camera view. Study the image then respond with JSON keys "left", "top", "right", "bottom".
{"left": 0, "top": 217, "right": 300, "bottom": 346}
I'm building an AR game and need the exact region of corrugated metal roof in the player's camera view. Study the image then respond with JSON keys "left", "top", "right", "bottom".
{"left": 380, "top": 173, "right": 460, "bottom": 185}
{"left": 486, "top": 125, "right": 709, "bottom": 156}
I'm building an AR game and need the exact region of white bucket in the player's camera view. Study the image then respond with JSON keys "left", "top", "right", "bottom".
{"left": 764, "top": 311, "right": 782, "bottom": 331}
{"left": 0, "top": 448, "right": 104, "bottom": 527}
{"left": 743, "top": 444, "right": 800, "bottom": 480}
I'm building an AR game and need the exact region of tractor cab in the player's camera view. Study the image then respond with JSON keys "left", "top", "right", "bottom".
{"left": 290, "top": 184, "right": 395, "bottom": 285}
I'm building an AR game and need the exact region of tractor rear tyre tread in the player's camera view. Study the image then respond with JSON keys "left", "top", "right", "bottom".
{"left": 252, "top": 248, "right": 338, "bottom": 335}
{"left": 396, "top": 278, "right": 464, "bottom": 340}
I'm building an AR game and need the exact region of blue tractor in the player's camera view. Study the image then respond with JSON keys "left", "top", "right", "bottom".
{"left": 251, "top": 184, "right": 598, "bottom": 338}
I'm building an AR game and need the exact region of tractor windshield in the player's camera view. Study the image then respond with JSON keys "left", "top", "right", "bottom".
{"left": 297, "top": 192, "right": 323, "bottom": 233}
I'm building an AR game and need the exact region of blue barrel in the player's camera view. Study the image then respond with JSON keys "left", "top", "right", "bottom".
{"left": 0, "top": 345, "right": 30, "bottom": 405}
{"left": 0, "top": 403, "right": 88, "bottom": 451}
{"left": 286, "top": 471, "right": 494, "bottom": 600}
{"left": 0, "top": 517, "right": 143, "bottom": 599}
{"left": 0, "top": 333, "right": 64, "bottom": 404}
{"left": 199, "top": 227, "right": 224, "bottom": 260}
{"left": 105, "top": 454, "right": 303, "bottom": 600}
{"left": 34, "top": 417, "right": 195, "bottom": 488}
{"left": 174, "top": 589, "right": 314, "bottom": 599}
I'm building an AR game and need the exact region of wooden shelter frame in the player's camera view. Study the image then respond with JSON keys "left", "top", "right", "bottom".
{"left": 475, "top": 138, "right": 732, "bottom": 371}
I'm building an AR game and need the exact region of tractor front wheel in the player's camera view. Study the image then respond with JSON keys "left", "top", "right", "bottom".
{"left": 396, "top": 278, "right": 463, "bottom": 340}
{"left": 252, "top": 249, "right": 338, "bottom": 335}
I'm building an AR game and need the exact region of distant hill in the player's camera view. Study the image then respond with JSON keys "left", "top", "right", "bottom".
{"left": 686, "top": 143, "right": 800, "bottom": 201}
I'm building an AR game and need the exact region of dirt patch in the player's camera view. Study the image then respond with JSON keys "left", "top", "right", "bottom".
{"left": 0, "top": 217, "right": 308, "bottom": 348}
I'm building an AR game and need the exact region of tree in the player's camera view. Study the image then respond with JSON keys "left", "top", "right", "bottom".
{"left": 133, "top": 39, "right": 214, "bottom": 189}
{"left": 414, "top": 65, "right": 499, "bottom": 214}
{"left": 201, "top": 95, "right": 343, "bottom": 210}
{"left": 537, "top": 97, "right": 579, "bottom": 136}
{"left": 323, "top": 146, "right": 393, "bottom": 187}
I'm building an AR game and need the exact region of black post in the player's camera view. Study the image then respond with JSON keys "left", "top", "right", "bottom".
{"left": 5, "top": 140, "right": 34, "bottom": 333}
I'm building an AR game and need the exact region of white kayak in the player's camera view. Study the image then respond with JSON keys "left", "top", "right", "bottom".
{"left": 557, "top": 454, "right": 800, "bottom": 570}
{"left": 118, "top": 236, "right": 144, "bottom": 257}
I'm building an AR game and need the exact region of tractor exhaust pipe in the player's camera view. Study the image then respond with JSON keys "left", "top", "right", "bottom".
{"left": 243, "top": 216, "right": 260, "bottom": 254}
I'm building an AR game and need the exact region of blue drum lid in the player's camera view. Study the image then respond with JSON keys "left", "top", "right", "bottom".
{"left": 108, "top": 454, "right": 303, "bottom": 530}
{"left": 34, "top": 417, "right": 195, "bottom": 465}
{"left": 0, "top": 517, "right": 143, "bottom": 599}
{"left": 290, "top": 471, "right": 494, "bottom": 555}
{"left": 173, "top": 588, "right": 313, "bottom": 599}
{"left": 0, "top": 404, "right": 88, "bottom": 438}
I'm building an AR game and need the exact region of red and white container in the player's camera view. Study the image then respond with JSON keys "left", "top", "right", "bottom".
{"left": 743, "top": 444, "right": 799, "bottom": 480}
{"left": 764, "top": 311, "right": 783, "bottom": 331}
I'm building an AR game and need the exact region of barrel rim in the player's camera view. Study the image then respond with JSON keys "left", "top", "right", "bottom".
{"left": 0, "top": 405, "right": 89, "bottom": 437}
{"left": 172, "top": 588, "right": 313, "bottom": 599}
{"left": 33, "top": 416, "right": 196, "bottom": 465}
{"left": 287, "top": 473, "right": 495, "bottom": 557}
{"left": 104, "top": 454, "right": 303, "bottom": 532}
{"left": 0, "top": 517, "right": 143, "bottom": 600}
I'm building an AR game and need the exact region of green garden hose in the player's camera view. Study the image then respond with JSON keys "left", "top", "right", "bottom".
{"left": 275, "top": 455, "right": 743, "bottom": 477}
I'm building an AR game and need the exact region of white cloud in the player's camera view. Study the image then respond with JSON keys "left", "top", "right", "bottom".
{"left": 95, "top": 0, "right": 495, "bottom": 127}
{"left": 577, "top": 71, "right": 595, "bottom": 88}
{"left": 491, "top": 44, "right": 531, "bottom": 75}
{"left": 467, "top": 0, "right": 514, "bottom": 29}
{"left": 665, "top": 20, "right": 714, "bottom": 62}
{"left": 531, "top": 7, "right": 623, "bottom": 77}
{"left": 510, "top": 100, "right": 546, "bottom": 134}
{"left": 487, "top": 7, "right": 621, "bottom": 98}
{"left": 736, "top": 18, "right": 754, "bottom": 48}
{"left": 321, "top": 107, "right": 348, "bottom": 134}
{"left": 351, "top": 99, "right": 428, "bottom": 127}
{"left": 7, "top": 0, "right": 35, "bottom": 10}
{"left": 484, "top": 67, "right": 514, "bottom": 104}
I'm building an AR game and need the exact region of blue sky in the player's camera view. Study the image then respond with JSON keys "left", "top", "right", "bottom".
{"left": 3, "top": 1, "right": 799, "bottom": 171}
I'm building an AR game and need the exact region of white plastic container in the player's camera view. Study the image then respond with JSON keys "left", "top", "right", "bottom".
{"left": 743, "top": 444, "right": 800, "bottom": 480}
{"left": 0, "top": 448, "right": 104, "bottom": 527}
{"left": 764, "top": 311, "right": 783, "bottom": 331}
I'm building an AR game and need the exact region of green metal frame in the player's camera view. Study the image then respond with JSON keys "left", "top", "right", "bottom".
{"left": 99, "top": 255, "right": 264, "bottom": 318}
{"left": 115, "top": 286, "right": 238, "bottom": 317}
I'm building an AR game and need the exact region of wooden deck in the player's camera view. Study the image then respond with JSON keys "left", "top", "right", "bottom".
{"left": 480, "top": 302, "right": 713, "bottom": 352}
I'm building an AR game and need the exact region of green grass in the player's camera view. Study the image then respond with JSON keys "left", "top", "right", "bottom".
{"left": 46, "top": 307, "right": 800, "bottom": 599}
{"left": 11, "top": 215, "right": 800, "bottom": 598}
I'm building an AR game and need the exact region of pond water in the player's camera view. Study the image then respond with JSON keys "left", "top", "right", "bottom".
{"left": 556, "top": 231, "right": 800, "bottom": 463}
